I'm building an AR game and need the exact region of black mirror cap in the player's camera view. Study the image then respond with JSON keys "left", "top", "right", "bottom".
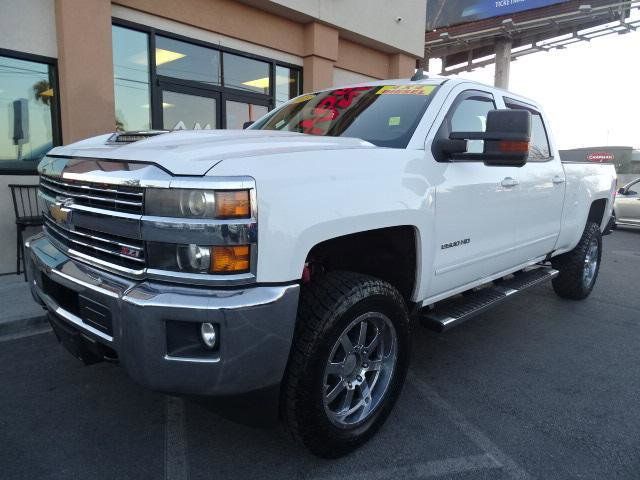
{"left": 483, "top": 109, "right": 531, "bottom": 167}
{"left": 617, "top": 187, "right": 627, "bottom": 195}
{"left": 242, "top": 121, "right": 254, "bottom": 129}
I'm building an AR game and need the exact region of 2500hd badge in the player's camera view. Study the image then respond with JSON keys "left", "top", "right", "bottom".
{"left": 441, "top": 238, "right": 471, "bottom": 249}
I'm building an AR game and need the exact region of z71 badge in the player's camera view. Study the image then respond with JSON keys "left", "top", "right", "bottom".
{"left": 441, "top": 238, "right": 471, "bottom": 250}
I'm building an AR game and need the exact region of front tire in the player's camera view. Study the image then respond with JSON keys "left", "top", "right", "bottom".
{"left": 551, "top": 222, "right": 602, "bottom": 300}
{"left": 282, "top": 271, "right": 410, "bottom": 458}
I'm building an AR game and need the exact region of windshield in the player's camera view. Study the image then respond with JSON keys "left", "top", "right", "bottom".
{"left": 251, "top": 84, "right": 439, "bottom": 148}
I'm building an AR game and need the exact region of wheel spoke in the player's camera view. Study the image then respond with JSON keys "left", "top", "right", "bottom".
{"left": 367, "top": 329, "right": 382, "bottom": 353}
{"left": 326, "top": 361, "right": 343, "bottom": 376}
{"left": 340, "top": 388, "right": 355, "bottom": 413}
{"left": 357, "top": 381, "right": 373, "bottom": 421}
{"left": 340, "top": 334, "right": 353, "bottom": 354}
{"left": 357, "top": 321, "right": 368, "bottom": 347}
{"left": 325, "top": 381, "right": 346, "bottom": 403}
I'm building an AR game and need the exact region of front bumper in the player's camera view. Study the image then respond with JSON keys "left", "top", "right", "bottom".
{"left": 26, "top": 233, "right": 300, "bottom": 396}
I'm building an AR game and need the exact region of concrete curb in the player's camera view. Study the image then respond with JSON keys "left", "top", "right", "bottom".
{"left": 0, "top": 314, "right": 49, "bottom": 338}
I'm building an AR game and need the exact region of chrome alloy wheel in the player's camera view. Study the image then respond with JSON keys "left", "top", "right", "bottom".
{"left": 583, "top": 237, "right": 599, "bottom": 287}
{"left": 322, "top": 312, "right": 398, "bottom": 428}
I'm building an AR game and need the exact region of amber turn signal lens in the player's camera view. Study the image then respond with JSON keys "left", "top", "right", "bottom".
{"left": 214, "top": 190, "right": 250, "bottom": 219}
{"left": 210, "top": 245, "right": 250, "bottom": 273}
{"left": 499, "top": 140, "right": 530, "bottom": 153}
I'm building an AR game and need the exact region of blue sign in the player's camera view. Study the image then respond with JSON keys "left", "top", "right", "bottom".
{"left": 427, "top": 0, "right": 568, "bottom": 30}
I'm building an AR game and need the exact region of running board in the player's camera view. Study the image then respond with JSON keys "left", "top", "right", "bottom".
{"left": 419, "top": 266, "right": 559, "bottom": 333}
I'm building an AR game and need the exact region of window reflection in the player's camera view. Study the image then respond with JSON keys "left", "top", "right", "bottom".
{"left": 223, "top": 53, "right": 270, "bottom": 94}
{"left": 112, "top": 26, "right": 151, "bottom": 131}
{"left": 0, "top": 55, "right": 57, "bottom": 171}
{"left": 162, "top": 91, "right": 217, "bottom": 131}
{"left": 156, "top": 36, "right": 221, "bottom": 85}
{"left": 226, "top": 101, "right": 268, "bottom": 129}
{"left": 275, "top": 66, "right": 301, "bottom": 106}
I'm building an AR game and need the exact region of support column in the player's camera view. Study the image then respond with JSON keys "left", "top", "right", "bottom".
{"left": 55, "top": 0, "right": 115, "bottom": 143}
{"left": 494, "top": 38, "right": 512, "bottom": 89}
{"left": 302, "top": 22, "right": 338, "bottom": 92}
{"left": 389, "top": 53, "right": 416, "bottom": 79}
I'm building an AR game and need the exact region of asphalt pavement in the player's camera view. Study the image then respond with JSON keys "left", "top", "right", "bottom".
{"left": 1, "top": 228, "right": 639, "bottom": 480}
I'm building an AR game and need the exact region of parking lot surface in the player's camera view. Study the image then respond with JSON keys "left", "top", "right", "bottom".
{"left": 1, "top": 229, "right": 639, "bottom": 480}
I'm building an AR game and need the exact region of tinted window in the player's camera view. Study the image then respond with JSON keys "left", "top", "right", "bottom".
{"left": 505, "top": 100, "right": 551, "bottom": 161}
{"left": 0, "top": 55, "right": 59, "bottom": 172}
{"left": 223, "top": 53, "right": 270, "bottom": 94}
{"left": 441, "top": 94, "right": 495, "bottom": 155}
{"left": 112, "top": 26, "right": 151, "bottom": 131}
{"left": 156, "top": 36, "right": 221, "bottom": 86}
{"left": 252, "top": 85, "right": 438, "bottom": 148}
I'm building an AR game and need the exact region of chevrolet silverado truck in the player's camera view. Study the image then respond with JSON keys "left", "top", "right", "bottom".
{"left": 26, "top": 77, "right": 616, "bottom": 458}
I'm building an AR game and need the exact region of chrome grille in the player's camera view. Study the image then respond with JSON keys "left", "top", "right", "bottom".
{"left": 43, "top": 214, "right": 145, "bottom": 271}
{"left": 40, "top": 175, "right": 144, "bottom": 214}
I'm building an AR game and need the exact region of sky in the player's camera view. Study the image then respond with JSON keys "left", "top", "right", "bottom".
{"left": 427, "top": 16, "right": 640, "bottom": 150}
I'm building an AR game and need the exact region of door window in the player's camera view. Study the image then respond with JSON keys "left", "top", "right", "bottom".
{"left": 162, "top": 91, "right": 217, "bottom": 130}
{"left": 434, "top": 91, "right": 495, "bottom": 161}
{"left": 504, "top": 99, "right": 551, "bottom": 162}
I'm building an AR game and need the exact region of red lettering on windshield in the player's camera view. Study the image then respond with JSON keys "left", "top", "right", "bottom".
{"left": 298, "top": 87, "right": 370, "bottom": 135}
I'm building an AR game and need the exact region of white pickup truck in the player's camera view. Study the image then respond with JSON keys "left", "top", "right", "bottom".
{"left": 26, "top": 77, "right": 616, "bottom": 458}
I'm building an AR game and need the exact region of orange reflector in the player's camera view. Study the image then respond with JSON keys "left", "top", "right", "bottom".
{"left": 211, "top": 245, "right": 250, "bottom": 273}
{"left": 214, "top": 190, "right": 250, "bottom": 219}
{"left": 499, "top": 140, "right": 529, "bottom": 153}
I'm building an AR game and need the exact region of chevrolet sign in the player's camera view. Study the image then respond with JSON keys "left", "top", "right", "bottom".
{"left": 49, "top": 198, "right": 74, "bottom": 227}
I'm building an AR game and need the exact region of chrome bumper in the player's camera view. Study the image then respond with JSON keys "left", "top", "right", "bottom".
{"left": 26, "top": 233, "right": 300, "bottom": 396}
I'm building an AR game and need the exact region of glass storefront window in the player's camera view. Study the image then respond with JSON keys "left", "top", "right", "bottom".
{"left": 226, "top": 101, "right": 268, "bottom": 130}
{"left": 156, "top": 36, "right": 220, "bottom": 86}
{"left": 223, "top": 53, "right": 270, "bottom": 94}
{"left": 112, "top": 26, "right": 151, "bottom": 131}
{"left": 162, "top": 91, "right": 217, "bottom": 131}
{"left": 275, "top": 66, "right": 301, "bottom": 106}
{"left": 0, "top": 55, "right": 59, "bottom": 172}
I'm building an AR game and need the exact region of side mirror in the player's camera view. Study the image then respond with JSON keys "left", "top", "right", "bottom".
{"left": 242, "top": 121, "right": 254, "bottom": 129}
{"left": 617, "top": 187, "right": 626, "bottom": 195}
{"left": 446, "top": 109, "right": 532, "bottom": 167}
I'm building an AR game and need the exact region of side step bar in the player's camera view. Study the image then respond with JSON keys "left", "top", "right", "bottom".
{"left": 419, "top": 266, "right": 559, "bottom": 333}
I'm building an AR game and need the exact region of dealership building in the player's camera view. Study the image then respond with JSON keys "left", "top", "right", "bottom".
{"left": 0, "top": 0, "right": 426, "bottom": 274}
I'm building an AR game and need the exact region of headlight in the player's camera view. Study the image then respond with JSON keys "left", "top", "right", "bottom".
{"left": 145, "top": 189, "right": 251, "bottom": 219}
{"left": 147, "top": 243, "right": 251, "bottom": 274}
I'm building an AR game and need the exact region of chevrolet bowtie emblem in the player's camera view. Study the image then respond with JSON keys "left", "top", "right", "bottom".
{"left": 49, "top": 198, "right": 74, "bottom": 226}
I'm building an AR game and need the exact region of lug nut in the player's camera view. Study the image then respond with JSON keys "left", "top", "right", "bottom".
{"left": 356, "top": 375, "right": 363, "bottom": 382}
{"left": 363, "top": 362, "right": 369, "bottom": 368}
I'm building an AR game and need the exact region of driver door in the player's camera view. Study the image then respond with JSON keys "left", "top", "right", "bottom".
{"left": 427, "top": 88, "right": 522, "bottom": 297}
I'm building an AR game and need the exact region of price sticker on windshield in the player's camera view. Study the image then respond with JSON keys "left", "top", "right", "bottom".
{"left": 376, "top": 85, "right": 436, "bottom": 96}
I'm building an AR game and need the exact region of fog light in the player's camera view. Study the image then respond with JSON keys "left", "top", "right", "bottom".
{"left": 200, "top": 322, "right": 217, "bottom": 349}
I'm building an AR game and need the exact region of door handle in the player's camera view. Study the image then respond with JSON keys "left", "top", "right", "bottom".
{"left": 552, "top": 176, "right": 566, "bottom": 184}
{"left": 501, "top": 177, "right": 519, "bottom": 188}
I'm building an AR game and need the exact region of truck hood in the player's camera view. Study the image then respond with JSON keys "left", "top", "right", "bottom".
{"left": 47, "top": 130, "right": 376, "bottom": 176}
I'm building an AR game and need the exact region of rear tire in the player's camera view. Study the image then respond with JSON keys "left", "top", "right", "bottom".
{"left": 551, "top": 222, "right": 602, "bottom": 300}
{"left": 281, "top": 271, "right": 410, "bottom": 458}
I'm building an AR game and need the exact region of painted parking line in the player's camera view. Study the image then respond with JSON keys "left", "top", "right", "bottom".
{"left": 165, "top": 396, "right": 189, "bottom": 480}
{"left": 409, "top": 373, "right": 534, "bottom": 480}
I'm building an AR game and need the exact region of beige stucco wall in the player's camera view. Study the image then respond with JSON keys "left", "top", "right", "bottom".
{"left": 0, "top": 0, "right": 58, "bottom": 58}
{"left": 246, "top": 0, "right": 427, "bottom": 57}
{"left": 56, "top": 0, "right": 116, "bottom": 143}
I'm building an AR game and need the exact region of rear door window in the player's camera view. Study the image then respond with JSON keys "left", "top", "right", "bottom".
{"left": 504, "top": 98, "right": 552, "bottom": 162}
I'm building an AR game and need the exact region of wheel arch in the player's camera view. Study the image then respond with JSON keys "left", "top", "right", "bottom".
{"left": 303, "top": 225, "right": 420, "bottom": 303}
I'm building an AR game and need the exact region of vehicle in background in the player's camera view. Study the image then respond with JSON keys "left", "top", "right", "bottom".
{"left": 613, "top": 178, "right": 640, "bottom": 228}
